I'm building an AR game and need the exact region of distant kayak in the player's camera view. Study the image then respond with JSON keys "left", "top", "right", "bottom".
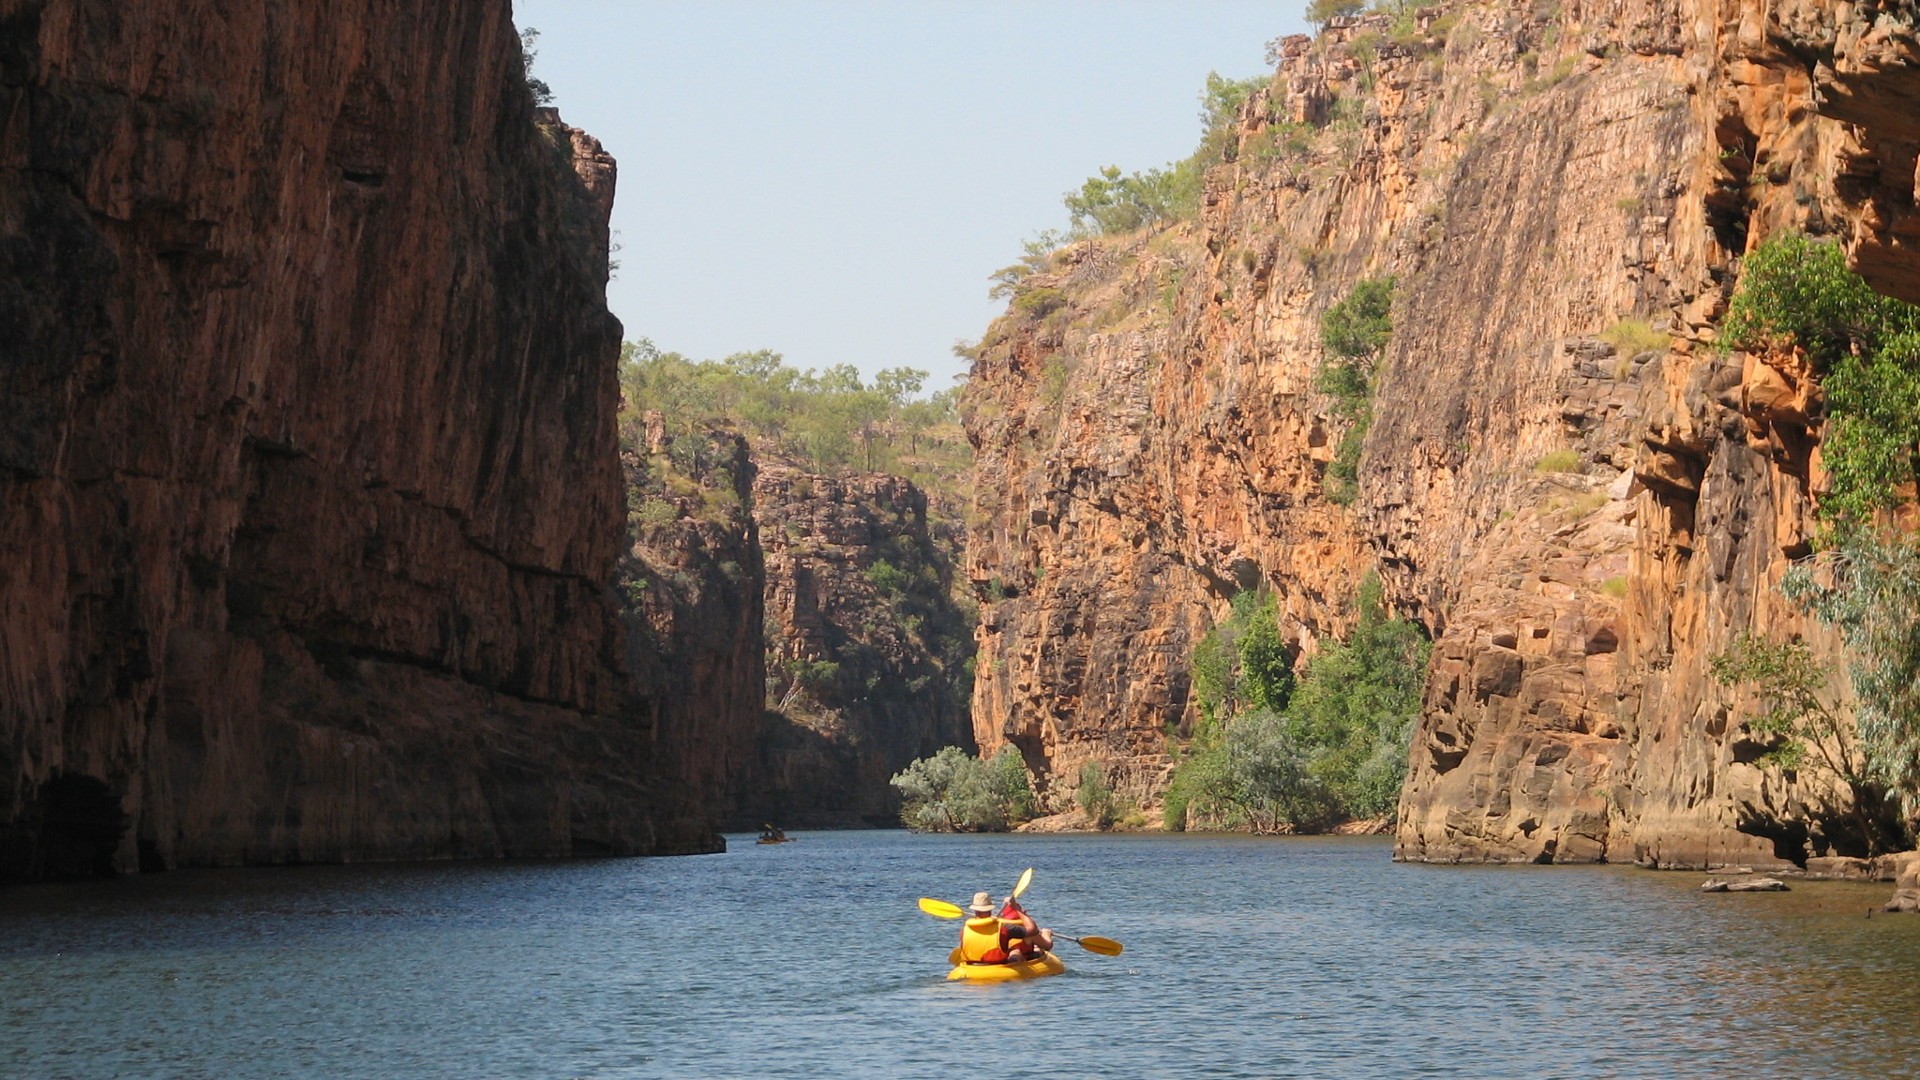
{"left": 944, "top": 949, "right": 1066, "bottom": 982}
{"left": 754, "top": 837, "right": 794, "bottom": 845}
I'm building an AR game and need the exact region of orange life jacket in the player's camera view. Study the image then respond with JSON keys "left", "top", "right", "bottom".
{"left": 960, "top": 916, "right": 1007, "bottom": 963}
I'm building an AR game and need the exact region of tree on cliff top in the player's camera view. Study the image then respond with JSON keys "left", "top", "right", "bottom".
{"left": 1054, "top": 72, "right": 1270, "bottom": 241}
{"left": 1306, "top": 0, "right": 1365, "bottom": 30}
{"left": 618, "top": 338, "right": 965, "bottom": 488}
{"left": 519, "top": 27, "right": 554, "bottom": 106}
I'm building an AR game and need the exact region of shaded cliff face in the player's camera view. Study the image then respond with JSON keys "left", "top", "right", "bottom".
{"left": 0, "top": 1, "right": 717, "bottom": 880}
{"left": 617, "top": 421, "right": 766, "bottom": 837}
{"left": 967, "top": 0, "right": 1914, "bottom": 859}
{"left": 749, "top": 463, "right": 976, "bottom": 827}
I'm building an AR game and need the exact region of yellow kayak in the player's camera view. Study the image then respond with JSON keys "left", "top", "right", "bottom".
{"left": 945, "top": 950, "right": 1066, "bottom": 982}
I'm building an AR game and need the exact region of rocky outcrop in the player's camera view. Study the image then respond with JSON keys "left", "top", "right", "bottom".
{"left": 1774, "top": 0, "right": 1920, "bottom": 305}
{"left": 1884, "top": 850, "right": 1920, "bottom": 912}
{"left": 0, "top": 0, "right": 723, "bottom": 881}
{"left": 748, "top": 463, "right": 976, "bottom": 827}
{"left": 617, "top": 424, "right": 766, "bottom": 841}
{"left": 965, "top": 0, "right": 1917, "bottom": 861}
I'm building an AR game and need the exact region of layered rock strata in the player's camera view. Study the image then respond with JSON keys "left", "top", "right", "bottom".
{"left": 0, "top": 0, "right": 725, "bottom": 880}
{"left": 749, "top": 463, "right": 976, "bottom": 827}
{"left": 966, "top": 0, "right": 1917, "bottom": 862}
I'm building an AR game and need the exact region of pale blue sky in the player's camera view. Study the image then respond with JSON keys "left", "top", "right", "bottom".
{"left": 513, "top": 1, "right": 1306, "bottom": 388}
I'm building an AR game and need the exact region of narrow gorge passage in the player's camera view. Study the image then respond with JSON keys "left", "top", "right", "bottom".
{"left": 3, "top": 0, "right": 1919, "bottom": 1074}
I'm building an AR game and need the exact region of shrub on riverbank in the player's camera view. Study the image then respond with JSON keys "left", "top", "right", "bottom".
{"left": 1075, "top": 762, "right": 1120, "bottom": 830}
{"left": 1167, "top": 574, "right": 1428, "bottom": 832}
{"left": 892, "top": 746, "right": 1036, "bottom": 832}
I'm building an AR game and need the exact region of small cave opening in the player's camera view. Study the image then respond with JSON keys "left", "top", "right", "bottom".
{"left": 4, "top": 774, "right": 131, "bottom": 883}
{"left": 1736, "top": 812, "right": 1810, "bottom": 868}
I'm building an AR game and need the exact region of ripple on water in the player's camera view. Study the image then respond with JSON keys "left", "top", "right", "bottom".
{"left": 2, "top": 832, "right": 1918, "bottom": 1078}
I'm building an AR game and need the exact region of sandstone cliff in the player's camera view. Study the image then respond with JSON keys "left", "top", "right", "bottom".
{"left": 617, "top": 422, "right": 766, "bottom": 842}
{"left": 748, "top": 462, "right": 976, "bottom": 827}
{"left": 965, "top": 0, "right": 1919, "bottom": 863}
{"left": 0, "top": 0, "right": 727, "bottom": 880}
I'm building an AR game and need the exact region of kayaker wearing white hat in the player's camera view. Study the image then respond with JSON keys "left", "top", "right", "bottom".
{"left": 958, "top": 892, "right": 1007, "bottom": 964}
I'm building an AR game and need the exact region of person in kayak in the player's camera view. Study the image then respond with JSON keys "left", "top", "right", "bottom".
{"left": 998, "top": 894, "right": 1054, "bottom": 961}
{"left": 959, "top": 892, "right": 1010, "bottom": 963}
{"left": 958, "top": 891, "right": 1056, "bottom": 964}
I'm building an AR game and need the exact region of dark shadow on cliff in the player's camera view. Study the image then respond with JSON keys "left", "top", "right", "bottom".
{"left": 0, "top": 774, "right": 128, "bottom": 885}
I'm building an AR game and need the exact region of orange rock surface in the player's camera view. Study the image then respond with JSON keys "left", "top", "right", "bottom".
{"left": 965, "top": 0, "right": 1919, "bottom": 865}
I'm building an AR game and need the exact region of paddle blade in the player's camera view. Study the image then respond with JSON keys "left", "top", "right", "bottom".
{"left": 919, "top": 897, "right": 964, "bottom": 919}
{"left": 1012, "top": 867, "right": 1034, "bottom": 899}
{"left": 1075, "top": 936, "right": 1124, "bottom": 957}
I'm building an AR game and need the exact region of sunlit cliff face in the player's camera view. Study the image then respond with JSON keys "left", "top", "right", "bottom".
{"left": 961, "top": 0, "right": 1920, "bottom": 865}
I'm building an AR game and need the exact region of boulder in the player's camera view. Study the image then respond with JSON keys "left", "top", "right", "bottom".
{"left": 1700, "top": 877, "right": 1789, "bottom": 892}
{"left": 1881, "top": 851, "right": 1920, "bottom": 913}
{"left": 1805, "top": 855, "right": 1878, "bottom": 881}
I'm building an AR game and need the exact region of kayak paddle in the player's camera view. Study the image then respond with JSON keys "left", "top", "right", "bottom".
{"left": 1012, "top": 866, "right": 1034, "bottom": 900}
{"left": 921, "top": 894, "right": 1123, "bottom": 958}
{"left": 1058, "top": 933, "right": 1124, "bottom": 957}
{"left": 919, "top": 897, "right": 964, "bottom": 919}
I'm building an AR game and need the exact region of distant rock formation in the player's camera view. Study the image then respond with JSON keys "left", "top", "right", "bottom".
{"left": 746, "top": 463, "right": 976, "bottom": 827}
{"left": 616, "top": 423, "right": 768, "bottom": 844}
{"left": 1884, "top": 852, "right": 1920, "bottom": 913}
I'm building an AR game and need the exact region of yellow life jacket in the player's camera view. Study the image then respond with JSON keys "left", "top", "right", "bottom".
{"left": 960, "top": 916, "right": 1004, "bottom": 962}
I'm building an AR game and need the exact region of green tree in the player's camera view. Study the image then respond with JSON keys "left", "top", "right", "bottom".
{"left": 1782, "top": 538, "right": 1920, "bottom": 832}
{"left": 1306, "top": 0, "right": 1366, "bottom": 29}
{"left": 1189, "top": 624, "right": 1238, "bottom": 727}
{"left": 1714, "top": 232, "right": 1920, "bottom": 845}
{"left": 1821, "top": 334, "right": 1920, "bottom": 526}
{"left": 1064, "top": 164, "right": 1197, "bottom": 236}
{"left": 520, "top": 27, "right": 554, "bottom": 106}
{"left": 892, "top": 746, "right": 1035, "bottom": 832}
{"left": 1284, "top": 573, "right": 1429, "bottom": 817}
{"left": 1193, "top": 72, "right": 1270, "bottom": 168}
{"left": 619, "top": 340, "right": 969, "bottom": 486}
{"left": 1321, "top": 276, "right": 1395, "bottom": 361}
{"left": 1711, "top": 632, "right": 1904, "bottom": 854}
{"left": 1168, "top": 711, "right": 1338, "bottom": 833}
{"left": 1239, "top": 594, "right": 1294, "bottom": 714}
{"left": 1317, "top": 278, "right": 1394, "bottom": 505}
{"left": 1057, "top": 72, "right": 1266, "bottom": 239}
{"left": 1075, "top": 762, "right": 1118, "bottom": 829}
{"left": 1169, "top": 573, "right": 1427, "bottom": 830}
{"left": 1721, "top": 235, "right": 1920, "bottom": 370}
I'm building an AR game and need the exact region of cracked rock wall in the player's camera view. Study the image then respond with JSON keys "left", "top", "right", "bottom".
{"left": 966, "top": 0, "right": 1919, "bottom": 863}
{"left": 0, "top": 0, "right": 724, "bottom": 880}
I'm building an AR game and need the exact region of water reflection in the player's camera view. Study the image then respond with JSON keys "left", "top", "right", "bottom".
{"left": 2, "top": 833, "right": 1915, "bottom": 1078}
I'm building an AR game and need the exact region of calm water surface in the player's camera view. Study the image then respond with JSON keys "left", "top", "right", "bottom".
{"left": 3, "top": 831, "right": 1917, "bottom": 1078}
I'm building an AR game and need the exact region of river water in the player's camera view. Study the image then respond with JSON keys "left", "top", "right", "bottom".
{"left": 2, "top": 831, "right": 1916, "bottom": 1078}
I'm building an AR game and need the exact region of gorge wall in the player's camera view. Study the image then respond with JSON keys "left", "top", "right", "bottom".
{"left": 966, "top": 0, "right": 1919, "bottom": 864}
{"left": 0, "top": 0, "right": 738, "bottom": 881}
{"left": 748, "top": 463, "right": 976, "bottom": 828}
{"left": 616, "top": 423, "right": 766, "bottom": 845}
